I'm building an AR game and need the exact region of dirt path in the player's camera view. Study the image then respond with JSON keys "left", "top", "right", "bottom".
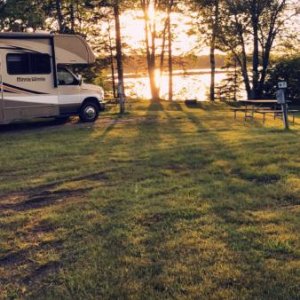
{"left": 0, "top": 170, "right": 109, "bottom": 298}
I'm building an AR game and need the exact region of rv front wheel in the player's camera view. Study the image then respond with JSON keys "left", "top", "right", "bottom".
{"left": 79, "top": 102, "right": 99, "bottom": 122}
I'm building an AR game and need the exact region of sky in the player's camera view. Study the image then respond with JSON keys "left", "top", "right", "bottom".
{"left": 119, "top": 10, "right": 206, "bottom": 56}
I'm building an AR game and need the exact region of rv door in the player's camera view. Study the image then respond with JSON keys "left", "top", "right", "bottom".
{"left": 57, "top": 66, "right": 81, "bottom": 115}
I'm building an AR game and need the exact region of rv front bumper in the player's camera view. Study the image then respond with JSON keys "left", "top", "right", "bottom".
{"left": 98, "top": 100, "right": 106, "bottom": 111}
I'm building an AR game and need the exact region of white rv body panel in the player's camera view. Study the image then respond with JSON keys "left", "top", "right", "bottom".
{"left": 3, "top": 95, "right": 58, "bottom": 105}
{"left": 0, "top": 34, "right": 95, "bottom": 65}
{"left": 54, "top": 35, "right": 96, "bottom": 64}
{"left": 1, "top": 45, "right": 59, "bottom": 123}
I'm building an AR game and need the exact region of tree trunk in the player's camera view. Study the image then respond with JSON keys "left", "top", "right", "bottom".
{"left": 167, "top": 0, "right": 174, "bottom": 101}
{"left": 235, "top": 14, "right": 252, "bottom": 99}
{"left": 146, "top": 25, "right": 159, "bottom": 101}
{"left": 55, "top": 0, "right": 64, "bottom": 33}
{"left": 150, "top": 5, "right": 159, "bottom": 101}
{"left": 251, "top": 1, "right": 260, "bottom": 99}
{"left": 149, "top": 66, "right": 159, "bottom": 100}
{"left": 233, "top": 58, "right": 238, "bottom": 101}
{"left": 69, "top": 2, "right": 75, "bottom": 33}
{"left": 141, "top": 0, "right": 160, "bottom": 101}
{"left": 108, "top": 26, "right": 117, "bottom": 98}
{"left": 159, "top": 19, "right": 168, "bottom": 94}
{"left": 258, "top": 42, "right": 272, "bottom": 96}
{"left": 236, "top": 49, "right": 251, "bottom": 99}
{"left": 210, "top": 0, "right": 219, "bottom": 102}
{"left": 113, "top": 3, "right": 125, "bottom": 114}
{"left": 258, "top": 6, "right": 282, "bottom": 97}
{"left": 210, "top": 42, "right": 216, "bottom": 102}
{"left": 241, "top": 61, "right": 252, "bottom": 100}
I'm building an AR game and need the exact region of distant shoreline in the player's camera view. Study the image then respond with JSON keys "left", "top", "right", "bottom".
{"left": 122, "top": 54, "right": 226, "bottom": 75}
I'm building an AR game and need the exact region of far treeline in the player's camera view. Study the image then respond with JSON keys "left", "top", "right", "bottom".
{"left": 0, "top": 0, "right": 300, "bottom": 105}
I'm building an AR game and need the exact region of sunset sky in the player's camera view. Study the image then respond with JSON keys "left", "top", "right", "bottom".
{"left": 119, "top": 10, "right": 205, "bottom": 56}
{"left": 114, "top": 12, "right": 298, "bottom": 58}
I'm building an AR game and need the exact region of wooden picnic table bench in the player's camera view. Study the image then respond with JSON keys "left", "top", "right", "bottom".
{"left": 255, "top": 109, "right": 299, "bottom": 124}
{"left": 231, "top": 99, "right": 299, "bottom": 123}
{"left": 231, "top": 107, "right": 254, "bottom": 120}
{"left": 231, "top": 100, "right": 278, "bottom": 121}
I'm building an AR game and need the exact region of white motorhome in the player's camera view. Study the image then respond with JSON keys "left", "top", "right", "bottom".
{"left": 0, "top": 32, "right": 105, "bottom": 124}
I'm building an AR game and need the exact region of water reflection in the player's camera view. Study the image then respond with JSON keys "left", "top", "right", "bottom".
{"left": 124, "top": 69, "right": 228, "bottom": 101}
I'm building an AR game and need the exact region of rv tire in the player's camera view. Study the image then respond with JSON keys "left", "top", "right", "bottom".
{"left": 79, "top": 101, "right": 99, "bottom": 122}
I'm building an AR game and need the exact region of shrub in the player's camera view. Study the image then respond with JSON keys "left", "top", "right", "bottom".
{"left": 263, "top": 55, "right": 300, "bottom": 104}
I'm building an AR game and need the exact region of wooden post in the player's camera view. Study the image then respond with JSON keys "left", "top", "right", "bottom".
{"left": 276, "top": 85, "right": 289, "bottom": 130}
{"left": 281, "top": 101, "right": 289, "bottom": 130}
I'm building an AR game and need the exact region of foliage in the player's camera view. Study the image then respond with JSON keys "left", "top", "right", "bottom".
{"left": 263, "top": 55, "right": 300, "bottom": 103}
{"left": 192, "top": 0, "right": 221, "bottom": 51}
{"left": 217, "top": 0, "right": 298, "bottom": 99}
{"left": 192, "top": 0, "right": 220, "bottom": 101}
{"left": 218, "top": 54, "right": 244, "bottom": 101}
{"left": 0, "top": 0, "right": 46, "bottom": 31}
{"left": 0, "top": 1, "right": 299, "bottom": 101}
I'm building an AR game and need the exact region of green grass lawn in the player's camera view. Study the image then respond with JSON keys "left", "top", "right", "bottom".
{"left": 0, "top": 100, "right": 299, "bottom": 299}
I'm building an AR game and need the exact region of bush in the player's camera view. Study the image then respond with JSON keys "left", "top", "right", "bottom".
{"left": 263, "top": 55, "right": 300, "bottom": 104}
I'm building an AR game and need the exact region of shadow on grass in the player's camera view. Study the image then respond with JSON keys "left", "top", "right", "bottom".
{"left": 0, "top": 118, "right": 79, "bottom": 133}
{"left": 94, "top": 101, "right": 300, "bottom": 298}
{"left": 177, "top": 106, "right": 300, "bottom": 298}
{"left": 2, "top": 101, "right": 299, "bottom": 299}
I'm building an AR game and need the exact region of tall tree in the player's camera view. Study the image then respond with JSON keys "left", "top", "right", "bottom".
{"left": 194, "top": 0, "right": 220, "bottom": 102}
{"left": 140, "top": 0, "right": 160, "bottom": 101}
{"left": 166, "top": 0, "right": 174, "bottom": 101}
{"left": 55, "top": 0, "right": 65, "bottom": 32}
{"left": 218, "top": 0, "right": 296, "bottom": 99}
{"left": 113, "top": 1, "right": 125, "bottom": 113}
{"left": 94, "top": 0, "right": 126, "bottom": 113}
{"left": 209, "top": 0, "right": 219, "bottom": 102}
{"left": 107, "top": 21, "right": 118, "bottom": 98}
{"left": 140, "top": 0, "right": 176, "bottom": 101}
{"left": 52, "top": 0, "right": 84, "bottom": 33}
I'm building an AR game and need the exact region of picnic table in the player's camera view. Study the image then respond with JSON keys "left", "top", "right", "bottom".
{"left": 231, "top": 99, "right": 298, "bottom": 123}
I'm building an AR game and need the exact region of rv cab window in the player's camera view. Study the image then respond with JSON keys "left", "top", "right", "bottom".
{"left": 57, "top": 67, "right": 79, "bottom": 86}
{"left": 7, "top": 53, "right": 51, "bottom": 75}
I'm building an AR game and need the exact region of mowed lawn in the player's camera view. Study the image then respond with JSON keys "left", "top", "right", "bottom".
{"left": 0, "top": 100, "right": 300, "bottom": 299}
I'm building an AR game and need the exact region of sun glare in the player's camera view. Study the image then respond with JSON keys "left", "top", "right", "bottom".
{"left": 154, "top": 68, "right": 161, "bottom": 88}
{"left": 120, "top": 10, "right": 204, "bottom": 56}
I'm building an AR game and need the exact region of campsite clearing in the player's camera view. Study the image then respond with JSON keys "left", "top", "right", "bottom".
{"left": 0, "top": 101, "right": 299, "bottom": 299}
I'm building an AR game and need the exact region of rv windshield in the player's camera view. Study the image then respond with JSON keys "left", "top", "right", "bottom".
{"left": 57, "top": 67, "right": 79, "bottom": 86}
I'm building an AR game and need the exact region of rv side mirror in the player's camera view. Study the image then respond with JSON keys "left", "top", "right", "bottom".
{"left": 78, "top": 74, "right": 83, "bottom": 86}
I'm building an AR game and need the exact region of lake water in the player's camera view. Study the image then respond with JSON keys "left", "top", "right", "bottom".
{"left": 123, "top": 68, "right": 229, "bottom": 101}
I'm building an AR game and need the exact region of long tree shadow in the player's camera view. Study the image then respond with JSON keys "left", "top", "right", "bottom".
{"left": 176, "top": 105, "right": 300, "bottom": 298}
{"left": 94, "top": 101, "right": 300, "bottom": 297}
{"left": 10, "top": 101, "right": 298, "bottom": 298}
{"left": 86, "top": 101, "right": 223, "bottom": 297}
{"left": 0, "top": 117, "right": 82, "bottom": 133}
{"left": 79, "top": 100, "right": 195, "bottom": 297}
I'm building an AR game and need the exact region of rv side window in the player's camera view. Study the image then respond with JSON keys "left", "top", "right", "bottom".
{"left": 7, "top": 53, "right": 51, "bottom": 75}
{"left": 7, "top": 54, "right": 29, "bottom": 74}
